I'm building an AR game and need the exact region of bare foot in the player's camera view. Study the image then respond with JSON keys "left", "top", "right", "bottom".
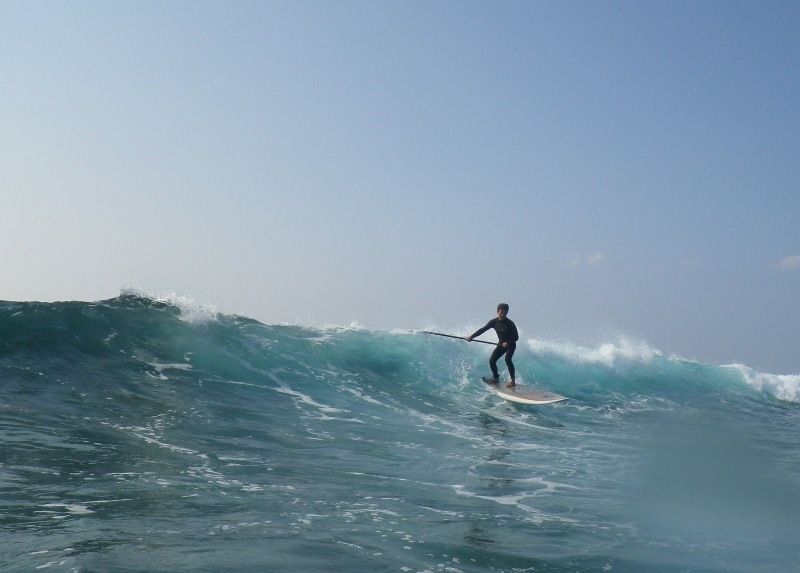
{"left": 506, "top": 381, "right": 516, "bottom": 388}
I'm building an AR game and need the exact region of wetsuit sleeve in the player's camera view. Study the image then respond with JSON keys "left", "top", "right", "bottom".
{"left": 510, "top": 321, "right": 519, "bottom": 343}
{"left": 470, "top": 319, "right": 495, "bottom": 339}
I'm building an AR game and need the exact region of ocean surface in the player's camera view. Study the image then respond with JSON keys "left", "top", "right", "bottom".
{"left": 2, "top": 294, "right": 799, "bottom": 572}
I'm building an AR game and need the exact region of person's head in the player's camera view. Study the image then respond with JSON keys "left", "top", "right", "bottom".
{"left": 496, "top": 303, "right": 509, "bottom": 319}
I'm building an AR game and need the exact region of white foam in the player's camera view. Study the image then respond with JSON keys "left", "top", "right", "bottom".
{"left": 271, "top": 383, "right": 344, "bottom": 414}
{"left": 41, "top": 503, "right": 94, "bottom": 515}
{"left": 102, "top": 421, "right": 201, "bottom": 456}
{"left": 527, "top": 336, "right": 660, "bottom": 367}
{"left": 120, "top": 287, "right": 219, "bottom": 323}
{"left": 146, "top": 361, "right": 193, "bottom": 380}
{"left": 341, "top": 386, "right": 384, "bottom": 406}
{"left": 724, "top": 363, "right": 800, "bottom": 403}
{"left": 449, "top": 485, "right": 579, "bottom": 525}
{"left": 35, "top": 561, "right": 66, "bottom": 570}
{"left": 267, "top": 372, "right": 366, "bottom": 423}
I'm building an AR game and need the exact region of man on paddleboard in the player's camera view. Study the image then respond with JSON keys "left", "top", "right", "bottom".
{"left": 466, "top": 303, "right": 519, "bottom": 387}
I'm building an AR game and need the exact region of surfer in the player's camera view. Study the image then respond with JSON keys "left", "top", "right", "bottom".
{"left": 466, "top": 303, "right": 519, "bottom": 387}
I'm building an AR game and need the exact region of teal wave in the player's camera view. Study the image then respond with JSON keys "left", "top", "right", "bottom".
{"left": 2, "top": 295, "right": 799, "bottom": 573}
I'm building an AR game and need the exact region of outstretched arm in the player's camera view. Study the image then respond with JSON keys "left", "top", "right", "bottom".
{"left": 466, "top": 320, "right": 493, "bottom": 342}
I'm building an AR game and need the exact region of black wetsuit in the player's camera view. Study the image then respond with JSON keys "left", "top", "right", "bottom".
{"left": 470, "top": 318, "right": 519, "bottom": 381}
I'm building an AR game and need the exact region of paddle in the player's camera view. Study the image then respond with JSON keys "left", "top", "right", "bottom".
{"left": 421, "top": 331, "right": 496, "bottom": 346}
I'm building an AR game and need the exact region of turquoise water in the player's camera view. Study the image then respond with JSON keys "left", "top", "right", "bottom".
{"left": 2, "top": 295, "right": 799, "bottom": 572}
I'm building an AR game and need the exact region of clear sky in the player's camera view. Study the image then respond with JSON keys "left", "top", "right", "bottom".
{"left": 2, "top": 1, "right": 799, "bottom": 373}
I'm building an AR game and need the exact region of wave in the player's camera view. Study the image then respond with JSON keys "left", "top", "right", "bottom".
{"left": 1, "top": 293, "right": 797, "bottom": 405}
{"left": 723, "top": 363, "right": 800, "bottom": 403}
{"left": 3, "top": 293, "right": 799, "bottom": 573}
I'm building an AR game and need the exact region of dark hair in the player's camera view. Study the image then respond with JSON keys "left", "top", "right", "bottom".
{"left": 497, "top": 303, "right": 509, "bottom": 312}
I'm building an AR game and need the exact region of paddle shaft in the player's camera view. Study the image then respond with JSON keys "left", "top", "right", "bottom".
{"left": 422, "top": 331, "right": 496, "bottom": 346}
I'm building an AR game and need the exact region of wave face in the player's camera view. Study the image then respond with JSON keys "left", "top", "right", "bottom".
{"left": 2, "top": 295, "right": 799, "bottom": 572}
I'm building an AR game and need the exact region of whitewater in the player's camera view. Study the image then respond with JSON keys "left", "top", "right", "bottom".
{"left": 2, "top": 294, "right": 799, "bottom": 572}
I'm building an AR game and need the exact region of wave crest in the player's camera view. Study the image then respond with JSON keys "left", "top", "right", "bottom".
{"left": 724, "top": 364, "right": 800, "bottom": 403}
{"left": 527, "top": 336, "right": 661, "bottom": 368}
{"left": 119, "top": 287, "right": 219, "bottom": 323}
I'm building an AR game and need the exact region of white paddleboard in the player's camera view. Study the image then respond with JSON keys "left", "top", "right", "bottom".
{"left": 482, "top": 378, "right": 567, "bottom": 405}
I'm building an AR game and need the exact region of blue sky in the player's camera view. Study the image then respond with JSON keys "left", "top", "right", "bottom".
{"left": 2, "top": 1, "right": 799, "bottom": 372}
